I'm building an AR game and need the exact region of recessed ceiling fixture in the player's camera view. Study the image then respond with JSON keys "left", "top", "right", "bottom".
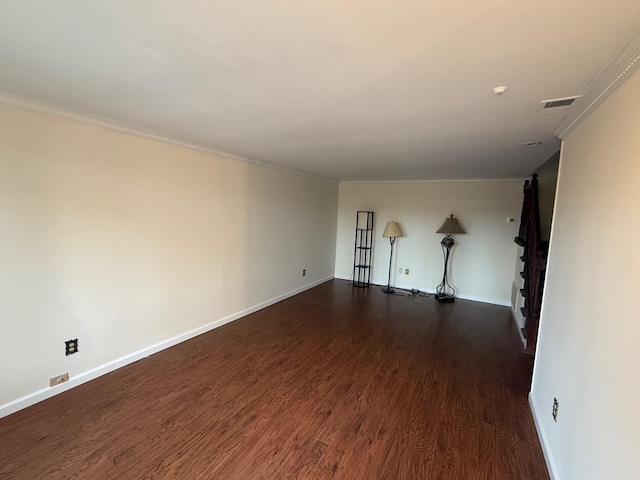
{"left": 522, "top": 141, "right": 542, "bottom": 147}
{"left": 492, "top": 86, "right": 508, "bottom": 95}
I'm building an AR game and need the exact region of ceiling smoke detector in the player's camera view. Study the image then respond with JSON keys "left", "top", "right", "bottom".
{"left": 492, "top": 86, "right": 508, "bottom": 95}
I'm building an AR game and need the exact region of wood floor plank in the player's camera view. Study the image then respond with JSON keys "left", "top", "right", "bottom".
{"left": 0, "top": 280, "right": 549, "bottom": 479}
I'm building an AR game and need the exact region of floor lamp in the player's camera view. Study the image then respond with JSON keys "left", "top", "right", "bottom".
{"left": 382, "top": 221, "right": 404, "bottom": 294}
{"left": 435, "top": 215, "right": 466, "bottom": 302}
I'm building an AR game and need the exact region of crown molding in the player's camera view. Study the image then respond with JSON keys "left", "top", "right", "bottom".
{"left": 0, "top": 91, "right": 337, "bottom": 183}
{"left": 340, "top": 177, "right": 523, "bottom": 185}
{"left": 552, "top": 27, "right": 640, "bottom": 139}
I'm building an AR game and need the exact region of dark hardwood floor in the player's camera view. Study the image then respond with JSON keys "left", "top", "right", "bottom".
{"left": 0, "top": 280, "right": 548, "bottom": 479}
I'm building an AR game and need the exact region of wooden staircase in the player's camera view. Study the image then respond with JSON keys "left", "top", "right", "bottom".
{"left": 515, "top": 174, "right": 547, "bottom": 355}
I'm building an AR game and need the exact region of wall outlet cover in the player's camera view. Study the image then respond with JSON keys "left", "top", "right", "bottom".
{"left": 65, "top": 339, "right": 78, "bottom": 355}
{"left": 49, "top": 373, "right": 69, "bottom": 387}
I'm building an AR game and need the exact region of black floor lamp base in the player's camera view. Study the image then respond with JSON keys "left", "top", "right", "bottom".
{"left": 435, "top": 234, "right": 457, "bottom": 303}
{"left": 382, "top": 287, "right": 396, "bottom": 294}
{"left": 435, "top": 294, "right": 455, "bottom": 302}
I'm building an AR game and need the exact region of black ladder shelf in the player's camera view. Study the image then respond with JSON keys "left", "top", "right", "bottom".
{"left": 515, "top": 174, "right": 548, "bottom": 355}
{"left": 353, "top": 211, "right": 374, "bottom": 288}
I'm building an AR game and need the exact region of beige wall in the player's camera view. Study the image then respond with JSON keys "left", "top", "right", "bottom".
{"left": 0, "top": 102, "right": 338, "bottom": 412}
{"left": 335, "top": 181, "right": 522, "bottom": 305}
{"left": 531, "top": 70, "right": 640, "bottom": 480}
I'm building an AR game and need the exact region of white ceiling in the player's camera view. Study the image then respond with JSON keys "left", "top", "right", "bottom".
{"left": 1, "top": 1, "right": 639, "bottom": 181}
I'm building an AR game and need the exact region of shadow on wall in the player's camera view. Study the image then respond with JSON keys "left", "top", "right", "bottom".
{"left": 534, "top": 151, "right": 560, "bottom": 242}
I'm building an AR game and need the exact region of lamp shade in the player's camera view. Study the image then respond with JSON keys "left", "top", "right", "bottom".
{"left": 436, "top": 215, "right": 466, "bottom": 235}
{"left": 382, "top": 221, "right": 404, "bottom": 238}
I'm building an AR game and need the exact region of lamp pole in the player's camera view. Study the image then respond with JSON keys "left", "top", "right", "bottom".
{"left": 382, "top": 221, "right": 404, "bottom": 294}
{"left": 435, "top": 235, "right": 456, "bottom": 300}
{"left": 383, "top": 236, "right": 397, "bottom": 293}
{"left": 434, "top": 215, "right": 466, "bottom": 302}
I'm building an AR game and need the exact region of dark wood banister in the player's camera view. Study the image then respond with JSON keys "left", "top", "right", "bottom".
{"left": 514, "top": 174, "right": 547, "bottom": 355}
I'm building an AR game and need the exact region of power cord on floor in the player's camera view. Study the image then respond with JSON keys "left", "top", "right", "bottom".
{"left": 386, "top": 288, "right": 412, "bottom": 297}
{"left": 383, "top": 287, "right": 433, "bottom": 297}
{"left": 409, "top": 288, "right": 432, "bottom": 297}
{"left": 347, "top": 280, "right": 433, "bottom": 298}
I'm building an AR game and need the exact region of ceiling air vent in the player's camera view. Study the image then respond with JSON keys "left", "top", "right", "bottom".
{"left": 539, "top": 95, "right": 581, "bottom": 116}
{"left": 543, "top": 97, "right": 577, "bottom": 109}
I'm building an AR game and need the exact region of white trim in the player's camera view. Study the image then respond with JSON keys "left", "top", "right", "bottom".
{"left": 0, "top": 91, "right": 337, "bottom": 183}
{"left": 340, "top": 178, "right": 523, "bottom": 185}
{"left": 451, "top": 292, "right": 509, "bottom": 307}
{"left": 529, "top": 393, "right": 560, "bottom": 480}
{"left": 333, "top": 275, "right": 509, "bottom": 306}
{"left": 0, "top": 276, "right": 333, "bottom": 419}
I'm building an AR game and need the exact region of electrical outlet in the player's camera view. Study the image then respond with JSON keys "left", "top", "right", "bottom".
{"left": 552, "top": 397, "right": 559, "bottom": 422}
{"left": 507, "top": 217, "right": 516, "bottom": 223}
{"left": 65, "top": 339, "right": 78, "bottom": 355}
{"left": 302, "top": 269, "right": 306, "bottom": 276}
{"left": 49, "top": 373, "right": 69, "bottom": 387}
{"left": 405, "top": 268, "right": 410, "bottom": 275}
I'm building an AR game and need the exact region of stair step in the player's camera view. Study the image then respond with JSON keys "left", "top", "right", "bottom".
{"left": 521, "top": 327, "right": 528, "bottom": 339}
{"left": 520, "top": 306, "right": 529, "bottom": 317}
{"left": 520, "top": 288, "right": 528, "bottom": 297}
{"left": 514, "top": 236, "right": 526, "bottom": 247}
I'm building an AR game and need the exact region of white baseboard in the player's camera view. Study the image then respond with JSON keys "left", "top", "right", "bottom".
{"left": 529, "top": 393, "right": 560, "bottom": 480}
{"left": 510, "top": 307, "right": 527, "bottom": 347}
{"left": 334, "top": 275, "right": 509, "bottom": 307}
{"left": 0, "top": 276, "right": 333, "bottom": 419}
{"left": 453, "top": 292, "right": 510, "bottom": 307}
